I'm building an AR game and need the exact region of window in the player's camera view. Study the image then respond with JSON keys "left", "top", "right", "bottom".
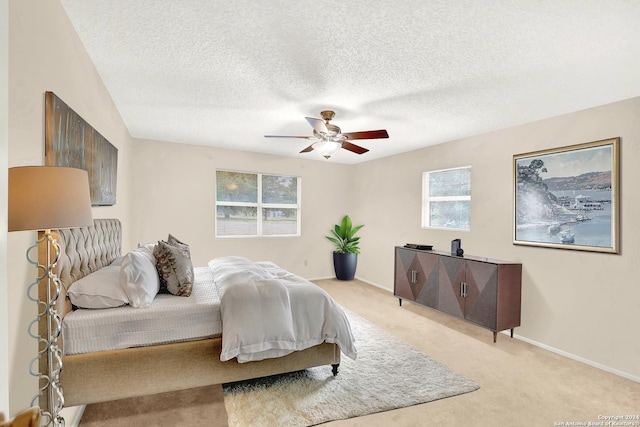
{"left": 422, "top": 166, "right": 471, "bottom": 231}
{"left": 216, "top": 170, "right": 300, "bottom": 237}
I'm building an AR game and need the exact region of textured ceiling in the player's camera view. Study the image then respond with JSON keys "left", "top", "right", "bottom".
{"left": 59, "top": 0, "right": 640, "bottom": 164}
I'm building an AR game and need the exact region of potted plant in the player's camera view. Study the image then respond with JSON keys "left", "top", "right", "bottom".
{"left": 326, "top": 215, "right": 364, "bottom": 280}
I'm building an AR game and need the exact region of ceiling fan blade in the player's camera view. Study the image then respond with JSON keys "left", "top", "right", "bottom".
{"left": 300, "top": 144, "right": 315, "bottom": 153}
{"left": 305, "top": 117, "right": 329, "bottom": 134}
{"left": 341, "top": 129, "right": 389, "bottom": 140}
{"left": 264, "top": 135, "right": 312, "bottom": 139}
{"left": 341, "top": 141, "right": 369, "bottom": 154}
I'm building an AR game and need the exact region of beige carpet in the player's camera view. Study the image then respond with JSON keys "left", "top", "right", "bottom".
{"left": 222, "top": 310, "right": 478, "bottom": 427}
{"left": 79, "top": 384, "right": 228, "bottom": 427}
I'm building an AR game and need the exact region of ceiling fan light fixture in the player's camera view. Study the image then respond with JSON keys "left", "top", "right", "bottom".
{"left": 312, "top": 140, "right": 341, "bottom": 159}
{"left": 325, "top": 124, "right": 341, "bottom": 137}
{"left": 266, "top": 110, "right": 388, "bottom": 158}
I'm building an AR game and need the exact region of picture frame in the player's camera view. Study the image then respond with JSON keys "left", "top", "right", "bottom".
{"left": 513, "top": 138, "right": 619, "bottom": 253}
{"left": 45, "top": 91, "right": 118, "bottom": 206}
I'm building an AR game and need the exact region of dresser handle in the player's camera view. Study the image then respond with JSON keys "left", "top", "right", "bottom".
{"left": 411, "top": 270, "right": 418, "bottom": 284}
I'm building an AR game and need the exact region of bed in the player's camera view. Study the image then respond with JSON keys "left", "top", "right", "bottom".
{"left": 37, "top": 218, "right": 354, "bottom": 408}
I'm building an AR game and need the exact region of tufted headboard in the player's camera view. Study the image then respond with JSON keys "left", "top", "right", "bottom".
{"left": 38, "top": 218, "right": 122, "bottom": 321}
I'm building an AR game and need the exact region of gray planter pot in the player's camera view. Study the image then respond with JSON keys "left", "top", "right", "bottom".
{"left": 333, "top": 252, "right": 358, "bottom": 280}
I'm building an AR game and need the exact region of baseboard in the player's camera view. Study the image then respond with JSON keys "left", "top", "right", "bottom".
{"left": 352, "top": 276, "right": 640, "bottom": 383}
{"left": 60, "top": 405, "right": 85, "bottom": 427}
{"left": 307, "top": 275, "right": 336, "bottom": 281}
{"left": 512, "top": 333, "right": 640, "bottom": 383}
{"left": 310, "top": 276, "right": 393, "bottom": 292}
{"left": 353, "top": 276, "right": 391, "bottom": 292}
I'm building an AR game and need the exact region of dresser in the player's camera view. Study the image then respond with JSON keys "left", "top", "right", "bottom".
{"left": 394, "top": 246, "right": 522, "bottom": 342}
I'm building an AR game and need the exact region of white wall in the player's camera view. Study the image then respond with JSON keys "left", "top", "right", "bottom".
{"left": 1, "top": 0, "right": 10, "bottom": 416}
{"left": 352, "top": 97, "right": 640, "bottom": 380}
{"left": 7, "top": 0, "right": 133, "bottom": 414}
{"left": 129, "top": 140, "right": 351, "bottom": 278}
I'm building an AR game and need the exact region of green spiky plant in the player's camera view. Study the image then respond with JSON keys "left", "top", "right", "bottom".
{"left": 326, "top": 215, "right": 364, "bottom": 254}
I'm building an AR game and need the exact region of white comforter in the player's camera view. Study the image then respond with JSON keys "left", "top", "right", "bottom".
{"left": 208, "top": 257, "right": 357, "bottom": 363}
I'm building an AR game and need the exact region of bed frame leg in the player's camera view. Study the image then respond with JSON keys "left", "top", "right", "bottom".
{"left": 331, "top": 364, "right": 339, "bottom": 376}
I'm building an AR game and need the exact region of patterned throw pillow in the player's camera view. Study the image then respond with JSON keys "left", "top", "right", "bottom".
{"left": 167, "top": 234, "right": 193, "bottom": 287}
{"left": 153, "top": 240, "right": 194, "bottom": 296}
{"left": 168, "top": 233, "right": 188, "bottom": 251}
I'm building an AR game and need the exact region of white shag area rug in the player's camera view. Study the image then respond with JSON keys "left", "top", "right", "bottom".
{"left": 222, "top": 310, "right": 480, "bottom": 427}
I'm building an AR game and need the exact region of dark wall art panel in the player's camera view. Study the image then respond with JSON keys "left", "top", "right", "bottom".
{"left": 45, "top": 91, "right": 117, "bottom": 206}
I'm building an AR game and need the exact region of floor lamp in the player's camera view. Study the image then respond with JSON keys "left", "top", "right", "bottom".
{"left": 8, "top": 166, "right": 93, "bottom": 427}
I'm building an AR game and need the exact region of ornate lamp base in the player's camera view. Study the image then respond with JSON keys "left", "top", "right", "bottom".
{"left": 26, "top": 231, "right": 65, "bottom": 426}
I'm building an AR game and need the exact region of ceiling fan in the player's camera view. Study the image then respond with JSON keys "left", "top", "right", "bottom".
{"left": 265, "top": 110, "right": 389, "bottom": 159}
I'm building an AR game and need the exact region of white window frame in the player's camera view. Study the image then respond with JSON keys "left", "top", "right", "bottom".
{"left": 421, "top": 166, "right": 471, "bottom": 231}
{"left": 215, "top": 170, "right": 301, "bottom": 238}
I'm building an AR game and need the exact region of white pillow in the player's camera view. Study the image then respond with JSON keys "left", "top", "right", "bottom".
{"left": 137, "top": 242, "right": 157, "bottom": 266}
{"left": 68, "top": 266, "right": 129, "bottom": 309}
{"left": 120, "top": 248, "right": 160, "bottom": 308}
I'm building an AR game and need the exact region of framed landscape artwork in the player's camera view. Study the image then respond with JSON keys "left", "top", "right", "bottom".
{"left": 45, "top": 91, "right": 118, "bottom": 206}
{"left": 513, "top": 138, "right": 619, "bottom": 253}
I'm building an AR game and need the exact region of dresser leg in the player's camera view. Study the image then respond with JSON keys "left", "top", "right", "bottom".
{"left": 493, "top": 331, "right": 497, "bottom": 343}
{"left": 398, "top": 298, "right": 402, "bottom": 307}
{"left": 510, "top": 328, "right": 514, "bottom": 338}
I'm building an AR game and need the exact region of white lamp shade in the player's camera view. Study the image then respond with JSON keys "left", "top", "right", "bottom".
{"left": 8, "top": 166, "right": 94, "bottom": 232}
